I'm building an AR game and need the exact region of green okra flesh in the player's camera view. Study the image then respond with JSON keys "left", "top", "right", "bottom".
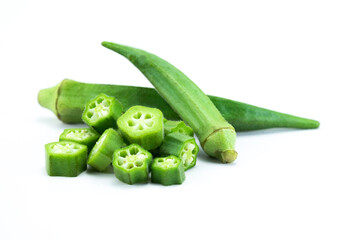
{"left": 38, "top": 79, "right": 320, "bottom": 131}
{"left": 59, "top": 128, "right": 100, "bottom": 151}
{"left": 45, "top": 141, "right": 88, "bottom": 177}
{"left": 117, "top": 106, "right": 164, "bottom": 150}
{"left": 164, "top": 120, "right": 194, "bottom": 137}
{"left": 82, "top": 93, "right": 123, "bottom": 133}
{"left": 113, "top": 144, "right": 152, "bottom": 184}
{"left": 160, "top": 132, "right": 199, "bottom": 171}
{"left": 87, "top": 128, "right": 125, "bottom": 171}
{"left": 151, "top": 156, "right": 185, "bottom": 186}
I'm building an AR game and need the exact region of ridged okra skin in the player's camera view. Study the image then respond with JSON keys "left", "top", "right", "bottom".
{"left": 159, "top": 132, "right": 199, "bottom": 171}
{"left": 151, "top": 156, "right": 185, "bottom": 186}
{"left": 164, "top": 120, "right": 194, "bottom": 137}
{"left": 113, "top": 144, "right": 152, "bottom": 184}
{"left": 82, "top": 94, "right": 123, "bottom": 133}
{"left": 117, "top": 106, "right": 164, "bottom": 150}
{"left": 38, "top": 79, "right": 320, "bottom": 131}
{"left": 87, "top": 128, "right": 125, "bottom": 171}
{"left": 59, "top": 128, "right": 100, "bottom": 151}
{"left": 45, "top": 141, "right": 87, "bottom": 177}
{"left": 102, "top": 42, "right": 238, "bottom": 163}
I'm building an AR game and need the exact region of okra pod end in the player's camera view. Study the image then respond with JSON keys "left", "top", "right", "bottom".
{"left": 202, "top": 128, "right": 238, "bottom": 163}
{"left": 38, "top": 83, "right": 60, "bottom": 117}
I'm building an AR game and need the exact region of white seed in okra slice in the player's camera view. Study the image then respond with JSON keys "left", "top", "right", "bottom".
{"left": 45, "top": 141, "right": 87, "bottom": 177}
{"left": 159, "top": 132, "right": 199, "bottom": 171}
{"left": 151, "top": 155, "right": 185, "bottom": 186}
{"left": 82, "top": 93, "right": 123, "bottom": 134}
{"left": 87, "top": 128, "right": 125, "bottom": 171}
{"left": 59, "top": 128, "right": 100, "bottom": 152}
{"left": 113, "top": 144, "right": 152, "bottom": 184}
{"left": 117, "top": 106, "right": 164, "bottom": 150}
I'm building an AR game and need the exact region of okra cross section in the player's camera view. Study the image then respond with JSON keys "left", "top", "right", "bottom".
{"left": 117, "top": 106, "right": 164, "bottom": 150}
{"left": 82, "top": 93, "right": 123, "bottom": 133}
{"left": 151, "top": 155, "right": 185, "bottom": 186}
{"left": 45, "top": 141, "right": 87, "bottom": 177}
{"left": 164, "top": 120, "right": 194, "bottom": 137}
{"left": 113, "top": 144, "right": 152, "bottom": 184}
{"left": 160, "top": 132, "right": 199, "bottom": 171}
{"left": 87, "top": 128, "right": 125, "bottom": 171}
{"left": 59, "top": 128, "right": 100, "bottom": 151}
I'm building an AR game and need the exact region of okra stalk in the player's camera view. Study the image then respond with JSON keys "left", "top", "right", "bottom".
{"left": 38, "top": 79, "right": 320, "bottom": 131}
{"left": 102, "top": 42, "right": 238, "bottom": 163}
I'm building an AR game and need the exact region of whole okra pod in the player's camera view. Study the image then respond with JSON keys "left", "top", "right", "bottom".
{"left": 102, "top": 42, "right": 237, "bottom": 163}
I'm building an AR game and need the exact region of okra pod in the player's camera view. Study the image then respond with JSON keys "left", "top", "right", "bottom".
{"left": 159, "top": 132, "right": 199, "bottom": 171}
{"left": 45, "top": 141, "right": 87, "bottom": 177}
{"left": 82, "top": 93, "right": 123, "bottom": 133}
{"left": 117, "top": 106, "right": 164, "bottom": 150}
{"left": 102, "top": 42, "right": 237, "bottom": 163}
{"left": 112, "top": 144, "right": 152, "bottom": 184}
{"left": 164, "top": 120, "right": 194, "bottom": 137}
{"left": 87, "top": 128, "right": 125, "bottom": 171}
{"left": 38, "top": 79, "right": 320, "bottom": 131}
{"left": 151, "top": 156, "right": 185, "bottom": 186}
{"left": 59, "top": 128, "right": 100, "bottom": 151}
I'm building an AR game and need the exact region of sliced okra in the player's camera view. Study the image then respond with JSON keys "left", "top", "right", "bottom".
{"left": 87, "top": 128, "right": 125, "bottom": 171}
{"left": 117, "top": 106, "right": 164, "bottom": 150}
{"left": 45, "top": 141, "right": 87, "bottom": 177}
{"left": 59, "top": 128, "right": 100, "bottom": 151}
{"left": 164, "top": 120, "right": 194, "bottom": 137}
{"left": 159, "top": 132, "right": 199, "bottom": 171}
{"left": 113, "top": 144, "right": 152, "bottom": 184}
{"left": 82, "top": 93, "right": 123, "bottom": 133}
{"left": 151, "top": 155, "right": 185, "bottom": 186}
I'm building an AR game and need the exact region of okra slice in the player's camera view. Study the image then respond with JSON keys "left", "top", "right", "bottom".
{"left": 113, "top": 144, "right": 152, "bottom": 184}
{"left": 151, "top": 156, "right": 185, "bottom": 186}
{"left": 117, "top": 106, "right": 164, "bottom": 150}
{"left": 87, "top": 128, "right": 125, "bottom": 171}
{"left": 45, "top": 141, "right": 87, "bottom": 177}
{"left": 82, "top": 93, "right": 123, "bottom": 133}
{"left": 159, "top": 132, "right": 199, "bottom": 171}
{"left": 59, "top": 128, "right": 100, "bottom": 151}
{"left": 164, "top": 120, "right": 194, "bottom": 137}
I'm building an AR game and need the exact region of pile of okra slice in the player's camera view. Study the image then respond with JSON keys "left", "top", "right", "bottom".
{"left": 45, "top": 93, "right": 199, "bottom": 186}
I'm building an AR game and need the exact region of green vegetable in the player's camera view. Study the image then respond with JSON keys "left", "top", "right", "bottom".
{"left": 151, "top": 156, "right": 185, "bottom": 186}
{"left": 102, "top": 42, "right": 237, "bottom": 163}
{"left": 117, "top": 106, "right": 164, "bottom": 150}
{"left": 112, "top": 144, "right": 152, "bottom": 184}
{"left": 159, "top": 132, "right": 199, "bottom": 171}
{"left": 45, "top": 141, "right": 87, "bottom": 177}
{"left": 38, "top": 79, "right": 320, "bottom": 131}
{"left": 87, "top": 128, "right": 125, "bottom": 171}
{"left": 82, "top": 93, "right": 123, "bottom": 133}
{"left": 59, "top": 128, "right": 100, "bottom": 151}
{"left": 164, "top": 120, "right": 194, "bottom": 137}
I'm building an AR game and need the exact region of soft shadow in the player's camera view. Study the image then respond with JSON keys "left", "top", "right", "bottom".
{"left": 236, "top": 128, "right": 311, "bottom": 137}
{"left": 87, "top": 165, "right": 114, "bottom": 174}
{"left": 35, "top": 116, "right": 87, "bottom": 128}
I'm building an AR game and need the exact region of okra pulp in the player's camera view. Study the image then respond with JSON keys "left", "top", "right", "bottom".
{"left": 113, "top": 144, "right": 152, "bottom": 184}
{"left": 45, "top": 141, "right": 87, "bottom": 177}
{"left": 59, "top": 128, "right": 100, "bottom": 151}
{"left": 160, "top": 132, "right": 199, "bottom": 170}
{"left": 82, "top": 93, "right": 123, "bottom": 133}
{"left": 117, "top": 106, "right": 164, "bottom": 150}
{"left": 151, "top": 155, "right": 185, "bottom": 186}
{"left": 87, "top": 128, "right": 125, "bottom": 171}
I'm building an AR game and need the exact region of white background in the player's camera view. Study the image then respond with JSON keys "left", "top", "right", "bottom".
{"left": 0, "top": 0, "right": 359, "bottom": 239}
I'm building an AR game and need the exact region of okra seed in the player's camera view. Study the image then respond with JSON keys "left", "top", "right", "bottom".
{"left": 144, "top": 113, "right": 152, "bottom": 119}
{"left": 135, "top": 161, "right": 143, "bottom": 167}
{"left": 87, "top": 112, "right": 93, "bottom": 118}
{"left": 89, "top": 102, "right": 96, "bottom": 109}
{"left": 128, "top": 120, "right": 136, "bottom": 127}
{"left": 119, "top": 151, "right": 127, "bottom": 158}
{"left": 133, "top": 112, "right": 142, "bottom": 119}
{"left": 136, "top": 125, "right": 144, "bottom": 131}
{"left": 129, "top": 147, "right": 139, "bottom": 155}
{"left": 96, "top": 98, "right": 104, "bottom": 104}
{"left": 128, "top": 163, "right": 134, "bottom": 169}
